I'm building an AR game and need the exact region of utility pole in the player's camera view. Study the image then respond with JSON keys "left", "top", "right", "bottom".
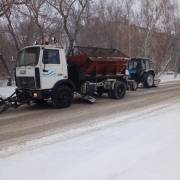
{"left": 128, "top": 17, "right": 131, "bottom": 58}
{"left": 175, "top": 49, "right": 180, "bottom": 78}
{"left": 127, "top": 2, "right": 132, "bottom": 59}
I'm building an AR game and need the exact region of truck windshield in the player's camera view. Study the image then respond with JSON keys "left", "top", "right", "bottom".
{"left": 17, "top": 47, "right": 40, "bottom": 67}
{"left": 128, "top": 60, "right": 138, "bottom": 69}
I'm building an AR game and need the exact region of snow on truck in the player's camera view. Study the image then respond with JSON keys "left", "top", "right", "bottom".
{"left": 0, "top": 45, "right": 134, "bottom": 113}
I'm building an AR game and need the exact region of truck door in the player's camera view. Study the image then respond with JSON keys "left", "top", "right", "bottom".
{"left": 40, "top": 48, "right": 64, "bottom": 89}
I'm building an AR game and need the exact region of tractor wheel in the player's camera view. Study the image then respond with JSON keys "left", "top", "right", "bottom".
{"left": 52, "top": 85, "right": 73, "bottom": 108}
{"left": 143, "top": 73, "right": 154, "bottom": 88}
{"left": 109, "top": 81, "right": 126, "bottom": 99}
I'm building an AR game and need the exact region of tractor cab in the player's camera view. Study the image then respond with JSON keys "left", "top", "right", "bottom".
{"left": 128, "top": 58, "right": 157, "bottom": 88}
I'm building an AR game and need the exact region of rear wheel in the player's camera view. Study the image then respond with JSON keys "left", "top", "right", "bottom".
{"left": 143, "top": 73, "right": 154, "bottom": 88}
{"left": 109, "top": 81, "right": 126, "bottom": 99}
{"left": 52, "top": 86, "right": 73, "bottom": 108}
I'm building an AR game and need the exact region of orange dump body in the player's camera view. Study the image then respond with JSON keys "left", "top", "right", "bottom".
{"left": 67, "top": 47, "right": 128, "bottom": 77}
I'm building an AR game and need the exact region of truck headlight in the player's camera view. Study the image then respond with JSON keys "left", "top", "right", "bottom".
{"left": 33, "top": 93, "right": 38, "bottom": 98}
{"left": 125, "top": 69, "right": 129, "bottom": 76}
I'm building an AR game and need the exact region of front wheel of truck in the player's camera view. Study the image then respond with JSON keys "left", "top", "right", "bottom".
{"left": 52, "top": 85, "right": 73, "bottom": 108}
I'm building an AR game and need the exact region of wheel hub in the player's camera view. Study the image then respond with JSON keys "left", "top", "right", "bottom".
{"left": 147, "top": 74, "right": 153, "bottom": 86}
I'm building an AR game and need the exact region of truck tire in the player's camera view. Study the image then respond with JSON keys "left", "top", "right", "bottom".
{"left": 109, "top": 81, "right": 126, "bottom": 99}
{"left": 52, "top": 85, "right": 73, "bottom": 108}
{"left": 143, "top": 72, "right": 154, "bottom": 88}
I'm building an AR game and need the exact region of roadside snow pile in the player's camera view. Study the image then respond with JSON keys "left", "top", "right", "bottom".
{"left": 159, "top": 71, "right": 180, "bottom": 83}
{"left": 0, "top": 80, "right": 7, "bottom": 87}
{"left": 0, "top": 86, "right": 16, "bottom": 98}
{"left": 0, "top": 102, "right": 180, "bottom": 180}
{"left": 0, "top": 79, "right": 16, "bottom": 98}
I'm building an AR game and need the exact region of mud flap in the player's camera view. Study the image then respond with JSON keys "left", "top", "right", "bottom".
{"left": 153, "top": 76, "right": 160, "bottom": 87}
{"left": 0, "top": 91, "right": 20, "bottom": 113}
{"left": 82, "top": 95, "right": 96, "bottom": 103}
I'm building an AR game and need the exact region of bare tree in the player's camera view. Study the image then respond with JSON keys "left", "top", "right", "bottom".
{"left": 154, "top": 0, "right": 178, "bottom": 72}
{"left": 5, "top": 11, "right": 20, "bottom": 51}
{"left": 0, "top": 0, "right": 180, "bottom": 79}
{"left": 138, "top": 0, "right": 165, "bottom": 57}
{"left": 0, "top": 0, "right": 28, "bottom": 17}
{"left": 0, "top": 54, "right": 10, "bottom": 76}
{"left": 0, "top": 0, "right": 30, "bottom": 51}
{"left": 124, "top": 0, "right": 134, "bottom": 57}
{"left": 46, "top": 0, "right": 88, "bottom": 54}
{"left": 25, "top": 0, "right": 47, "bottom": 43}
{"left": 158, "top": 18, "right": 180, "bottom": 76}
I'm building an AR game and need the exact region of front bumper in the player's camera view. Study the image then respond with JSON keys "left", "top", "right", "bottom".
{"left": 16, "top": 89, "right": 51, "bottom": 101}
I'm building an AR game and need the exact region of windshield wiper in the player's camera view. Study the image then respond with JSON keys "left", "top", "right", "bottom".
{"left": 23, "top": 62, "right": 34, "bottom": 66}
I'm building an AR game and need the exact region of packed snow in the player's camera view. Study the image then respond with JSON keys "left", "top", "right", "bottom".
{"left": 0, "top": 86, "right": 15, "bottom": 98}
{"left": 0, "top": 101, "right": 180, "bottom": 180}
{"left": 159, "top": 71, "right": 180, "bottom": 83}
{"left": 0, "top": 80, "right": 15, "bottom": 98}
{"left": 0, "top": 80, "right": 5, "bottom": 87}
{"left": 0, "top": 72, "right": 180, "bottom": 180}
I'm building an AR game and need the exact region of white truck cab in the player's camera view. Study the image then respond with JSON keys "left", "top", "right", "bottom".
{"left": 15, "top": 45, "right": 75, "bottom": 108}
{"left": 16, "top": 45, "right": 68, "bottom": 90}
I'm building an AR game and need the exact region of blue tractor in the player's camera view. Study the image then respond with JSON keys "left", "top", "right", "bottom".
{"left": 128, "top": 58, "right": 159, "bottom": 90}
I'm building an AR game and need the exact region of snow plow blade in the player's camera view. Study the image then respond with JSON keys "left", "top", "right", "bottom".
{"left": 0, "top": 97, "right": 10, "bottom": 113}
{"left": 0, "top": 92, "right": 19, "bottom": 113}
{"left": 83, "top": 95, "right": 96, "bottom": 103}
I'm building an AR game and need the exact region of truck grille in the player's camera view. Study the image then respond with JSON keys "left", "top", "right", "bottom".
{"left": 16, "top": 77, "right": 36, "bottom": 89}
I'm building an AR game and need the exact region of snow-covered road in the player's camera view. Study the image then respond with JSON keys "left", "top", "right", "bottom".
{"left": 0, "top": 101, "right": 180, "bottom": 180}
{"left": 0, "top": 74, "right": 180, "bottom": 180}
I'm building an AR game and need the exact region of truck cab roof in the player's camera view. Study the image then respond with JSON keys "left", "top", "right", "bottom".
{"left": 20, "top": 45, "right": 64, "bottom": 51}
{"left": 130, "top": 57, "right": 150, "bottom": 60}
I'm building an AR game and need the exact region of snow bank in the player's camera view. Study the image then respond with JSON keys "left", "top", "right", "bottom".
{"left": 0, "top": 80, "right": 7, "bottom": 87}
{"left": 0, "top": 86, "right": 16, "bottom": 98}
{"left": 159, "top": 72, "right": 180, "bottom": 83}
{"left": 0, "top": 102, "right": 180, "bottom": 180}
{"left": 0, "top": 80, "right": 16, "bottom": 98}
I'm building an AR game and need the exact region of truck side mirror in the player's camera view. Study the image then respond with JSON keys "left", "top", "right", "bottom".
{"left": 42, "top": 51, "right": 49, "bottom": 72}
{"left": 43, "top": 57, "right": 48, "bottom": 64}
{"left": 43, "top": 58, "right": 48, "bottom": 64}
{"left": 43, "top": 51, "right": 48, "bottom": 64}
